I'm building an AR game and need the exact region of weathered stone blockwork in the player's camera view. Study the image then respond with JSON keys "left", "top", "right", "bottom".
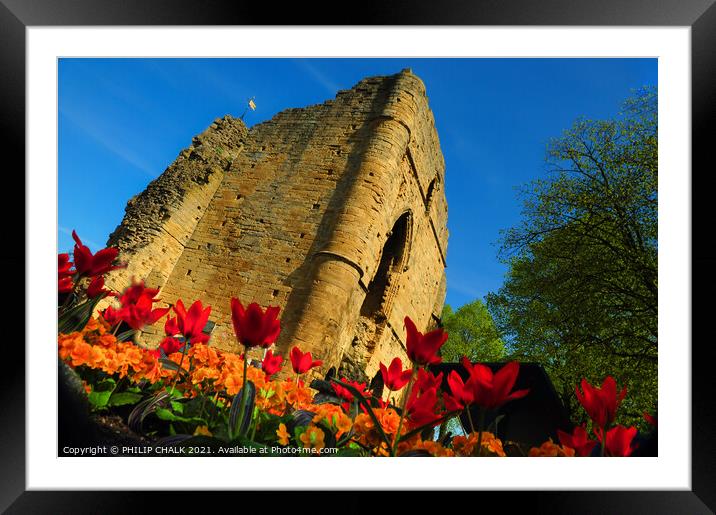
{"left": 105, "top": 69, "right": 448, "bottom": 382}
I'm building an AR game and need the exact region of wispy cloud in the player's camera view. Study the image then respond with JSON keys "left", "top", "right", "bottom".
{"left": 447, "top": 282, "right": 483, "bottom": 300}
{"left": 59, "top": 106, "right": 157, "bottom": 177}
{"left": 59, "top": 225, "right": 103, "bottom": 250}
{"left": 293, "top": 59, "right": 341, "bottom": 94}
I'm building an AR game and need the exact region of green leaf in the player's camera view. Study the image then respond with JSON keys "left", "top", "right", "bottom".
{"left": 86, "top": 377, "right": 117, "bottom": 410}
{"left": 154, "top": 407, "right": 206, "bottom": 425}
{"left": 107, "top": 392, "right": 143, "bottom": 407}
{"left": 87, "top": 389, "right": 113, "bottom": 409}
{"left": 128, "top": 390, "right": 171, "bottom": 434}
{"left": 58, "top": 296, "right": 103, "bottom": 334}
{"left": 116, "top": 329, "right": 137, "bottom": 343}
{"left": 229, "top": 381, "right": 255, "bottom": 439}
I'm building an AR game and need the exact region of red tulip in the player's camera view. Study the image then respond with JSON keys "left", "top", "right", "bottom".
{"left": 643, "top": 412, "right": 657, "bottom": 427}
{"left": 604, "top": 425, "right": 639, "bottom": 457}
{"left": 58, "top": 276, "right": 74, "bottom": 294}
{"left": 160, "top": 336, "right": 183, "bottom": 355}
{"left": 557, "top": 425, "right": 598, "bottom": 457}
{"left": 261, "top": 350, "right": 283, "bottom": 377}
{"left": 414, "top": 368, "right": 443, "bottom": 393}
{"left": 164, "top": 316, "right": 180, "bottom": 337}
{"left": 462, "top": 358, "right": 529, "bottom": 410}
{"left": 379, "top": 357, "right": 412, "bottom": 392}
{"left": 58, "top": 253, "right": 74, "bottom": 278}
{"left": 442, "top": 391, "right": 464, "bottom": 412}
{"left": 332, "top": 378, "right": 367, "bottom": 402}
{"left": 230, "top": 299, "right": 281, "bottom": 349}
{"left": 117, "top": 281, "right": 169, "bottom": 331}
{"left": 575, "top": 376, "right": 627, "bottom": 429}
{"left": 446, "top": 370, "right": 475, "bottom": 409}
{"left": 71, "top": 230, "right": 126, "bottom": 278}
{"left": 173, "top": 299, "right": 211, "bottom": 345}
{"left": 404, "top": 316, "right": 448, "bottom": 366}
{"left": 58, "top": 253, "right": 75, "bottom": 294}
{"left": 406, "top": 386, "right": 442, "bottom": 428}
{"left": 101, "top": 305, "right": 122, "bottom": 326}
{"left": 121, "top": 295, "right": 170, "bottom": 331}
{"left": 87, "top": 276, "right": 113, "bottom": 298}
{"left": 289, "top": 346, "right": 323, "bottom": 374}
{"left": 118, "top": 280, "right": 162, "bottom": 307}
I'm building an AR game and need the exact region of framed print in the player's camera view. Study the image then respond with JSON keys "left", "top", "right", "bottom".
{"left": 2, "top": 0, "right": 715, "bottom": 512}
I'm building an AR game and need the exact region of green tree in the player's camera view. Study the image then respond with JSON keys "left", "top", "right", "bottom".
{"left": 486, "top": 87, "right": 657, "bottom": 429}
{"left": 440, "top": 299, "right": 506, "bottom": 363}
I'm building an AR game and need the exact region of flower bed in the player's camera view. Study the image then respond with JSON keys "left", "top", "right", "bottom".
{"left": 58, "top": 232, "right": 654, "bottom": 457}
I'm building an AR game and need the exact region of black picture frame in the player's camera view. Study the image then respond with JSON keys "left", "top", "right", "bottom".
{"left": 2, "top": 1, "right": 714, "bottom": 512}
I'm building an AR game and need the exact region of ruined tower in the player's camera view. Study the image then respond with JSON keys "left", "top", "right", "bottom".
{"left": 105, "top": 69, "right": 448, "bottom": 381}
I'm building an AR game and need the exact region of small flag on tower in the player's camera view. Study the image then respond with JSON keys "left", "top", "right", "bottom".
{"left": 241, "top": 97, "right": 257, "bottom": 121}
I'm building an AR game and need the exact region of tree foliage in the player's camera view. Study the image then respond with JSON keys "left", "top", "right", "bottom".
{"left": 486, "top": 87, "right": 658, "bottom": 428}
{"left": 440, "top": 300, "right": 506, "bottom": 363}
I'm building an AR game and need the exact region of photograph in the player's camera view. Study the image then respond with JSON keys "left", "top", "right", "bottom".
{"left": 57, "top": 57, "right": 659, "bottom": 460}
{"left": 2, "top": 7, "right": 709, "bottom": 510}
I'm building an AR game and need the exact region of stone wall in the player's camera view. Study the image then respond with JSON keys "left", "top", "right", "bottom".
{"left": 105, "top": 69, "right": 448, "bottom": 383}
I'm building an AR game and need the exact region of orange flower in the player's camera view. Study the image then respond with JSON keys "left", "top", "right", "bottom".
{"left": 82, "top": 316, "right": 108, "bottom": 336}
{"left": 285, "top": 380, "right": 313, "bottom": 409}
{"left": 223, "top": 370, "right": 244, "bottom": 396}
{"left": 134, "top": 352, "right": 162, "bottom": 384}
{"left": 86, "top": 346, "right": 106, "bottom": 369}
{"left": 451, "top": 434, "right": 474, "bottom": 456}
{"left": 396, "top": 433, "right": 422, "bottom": 455}
{"left": 189, "top": 343, "right": 222, "bottom": 368}
{"left": 101, "top": 349, "right": 121, "bottom": 375}
{"left": 480, "top": 432, "right": 507, "bottom": 457}
{"left": 193, "top": 425, "right": 212, "bottom": 437}
{"left": 58, "top": 333, "right": 83, "bottom": 360}
{"left": 312, "top": 404, "right": 352, "bottom": 439}
{"left": 353, "top": 413, "right": 374, "bottom": 434}
{"left": 192, "top": 366, "right": 220, "bottom": 385}
{"left": 95, "top": 334, "right": 117, "bottom": 348}
{"left": 451, "top": 432, "right": 506, "bottom": 457}
{"left": 277, "top": 423, "right": 290, "bottom": 446}
{"left": 70, "top": 340, "right": 93, "bottom": 367}
{"left": 528, "top": 438, "right": 575, "bottom": 457}
{"left": 122, "top": 345, "right": 145, "bottom": 371}
{"left": 376, "top": 407, "right": 402, "bottom": 436}
{"left": 415, "top": 439, "right": 455, "bottom": 457}
{"left": 299, "top": 425, "right": 325, "bottom": 452}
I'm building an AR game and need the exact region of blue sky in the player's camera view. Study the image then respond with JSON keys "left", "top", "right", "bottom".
{"left": 58, "top": 58, "right": 657, "bottom": 309}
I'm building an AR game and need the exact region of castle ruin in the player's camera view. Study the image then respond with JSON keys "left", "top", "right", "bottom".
{"left": 105, "top": 69, "right": 448, "bottom": 382}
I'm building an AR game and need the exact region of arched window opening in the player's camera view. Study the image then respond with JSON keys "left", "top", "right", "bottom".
{"left": 360, "top": 212, "right": 411, "bottom": 319}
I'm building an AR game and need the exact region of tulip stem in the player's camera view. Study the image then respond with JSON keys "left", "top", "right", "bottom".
{"left": 476, "top": 410, "right": 486, "bottom": 457}
{"left": 233, "top": 349, "right": 250, "bottom": 440}
{"left": 391, "top": 365, "right": 419, "bottom": 457}
{"left": 208, "top": 391, "right": 221, "bottom": 426}
{"left": 466, "top": 407, "right": 476, "bottom": 434}
{"left": 169, "top": 345, "right": 188, "bottom": 397}
{"left": 600, "top": 425, "right": 607, "bottom": 457}
{"left": 250, "top": 410, "right": 258, "bottom": 441}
